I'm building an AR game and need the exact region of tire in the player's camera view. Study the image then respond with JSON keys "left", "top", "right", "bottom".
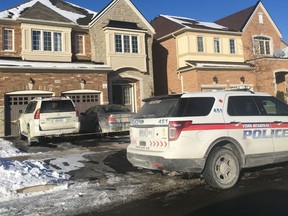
{"left": 18, "top": 122, "right": 25, "bottom": 141}
{"left": 95, "top": 122, "right": 102, "bottom": 133}
{"left": 203, "top": 147, "right": 240, "bottom": 189}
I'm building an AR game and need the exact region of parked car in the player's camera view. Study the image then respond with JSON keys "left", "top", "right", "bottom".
{"left": 18, "top": 97, "right": 80, "bottom": 145}
{"left": 127, "top": 91, "right": 288, "bottom": 189}
{"left": 79, "top": 104, "right": 135, "bottom": 133}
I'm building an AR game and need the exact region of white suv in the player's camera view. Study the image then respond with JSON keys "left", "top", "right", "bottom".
{"left": 127, "top": 91, "right": 288, "bottom": 189}
{"left": 19, "top": 97, "right": 80, "bottom": 145}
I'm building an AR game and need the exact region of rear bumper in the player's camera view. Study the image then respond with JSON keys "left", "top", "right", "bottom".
{"left": 126, "top": 152, "right": 205, "bottom": 173}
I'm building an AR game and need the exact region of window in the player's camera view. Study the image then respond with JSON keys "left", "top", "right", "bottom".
{"left": 253, "top": 36, "right": 271, "bottom": 55}
{"left": 32, "top": 30, "right": 62, "bottom": 51}
{"left": 32, "top": 30, "right": 41, "bottom": 50}
{"left": 214, "top": 38, "right": 220, "bottom": 53}
{"left": 124, "top": 35, "right": 130, "bottom": 53}
{"left": 254, "top": 96, "right": 288, "bottom": 116}
{"left": 229, "top": 39, "right": 236, "bottom": 54}
{"left": 197, "top": 36, "right": 204, "bottom": 52}
{"left": 3, "top": 28, "right": 14, "bottom": 51}
{"left": 43, "top": 31, "right": 52, "bottom": 51}
{"left": 258, "top": 12, "right": 264, "bottom": 24}
{"left": 115, "top": 34, "right": 139, "bottom": 53}
{"left": 115, "top": 34, "right": 122, "bottom": 52}
{"left": 54, "top": 32, "right": 62, "bottom": 51}
{"left": 131, "top": 36, "right": 138, "bottom": 53}
{"left": 123, "top": 86, "right": 131, "bottom": 105}
{"left": 75, "top": 34, "right": 85, "bottom": 54}
{"left": 228, "top": 96, "right": 261, "bottom": 116}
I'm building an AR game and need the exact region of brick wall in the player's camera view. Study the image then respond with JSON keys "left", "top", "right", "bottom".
{"left": 0, "top": 71, "right": 109, "bottom": 106}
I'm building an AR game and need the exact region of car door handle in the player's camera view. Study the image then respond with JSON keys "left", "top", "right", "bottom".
{"left": 273, "top": 121, "right": 282, "bottom": 125}
{"left": 230, "top": 121, "right": 241, "bottom": 126}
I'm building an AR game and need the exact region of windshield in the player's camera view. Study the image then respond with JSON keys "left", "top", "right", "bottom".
{"left": 135, "top": 98, "right": 179, "bottom": 118}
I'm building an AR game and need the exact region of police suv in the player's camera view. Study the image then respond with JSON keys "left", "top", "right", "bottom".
{"left": 127, "top": 91, "right": 288, "bottom": 189}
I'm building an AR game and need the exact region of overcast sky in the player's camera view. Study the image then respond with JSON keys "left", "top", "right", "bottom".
{"left": 1, "top": 0, "right": 287, "bottom": 42}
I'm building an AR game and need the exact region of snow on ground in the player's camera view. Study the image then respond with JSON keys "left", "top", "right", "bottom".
{"left": 0, "top": 138, "right": 147, "bottom": 215}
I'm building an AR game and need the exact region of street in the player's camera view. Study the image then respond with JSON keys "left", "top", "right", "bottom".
{"left": 2, "top": 134, "right": 288, "bottom": 216}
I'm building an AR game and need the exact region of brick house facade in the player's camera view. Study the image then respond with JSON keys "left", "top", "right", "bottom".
{"left": 0, "top": 0, "right": 155, "bottom": 136}
{"left": 152, "top": 2, "right": 288, "bottom": 98}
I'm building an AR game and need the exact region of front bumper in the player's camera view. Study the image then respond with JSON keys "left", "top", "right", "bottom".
{"left": 127, "top": 152, "right": 205, "bottom": 173}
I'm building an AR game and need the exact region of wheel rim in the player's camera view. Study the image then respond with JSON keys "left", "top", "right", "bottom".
{"left": 214, "top": 153, "right": 237, "bottom": 184}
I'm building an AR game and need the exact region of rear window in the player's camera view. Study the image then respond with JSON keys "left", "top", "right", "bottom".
{"left": 40, "top": 100, "right": 75, "bottom": 113}
{"left": 171, "top": 97, "right": 215, "bottom": 117}
{"left": 135, "top": 98, "right": 179, "bottom": 118}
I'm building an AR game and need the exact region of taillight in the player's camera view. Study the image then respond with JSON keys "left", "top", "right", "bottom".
{"left": 168, "top": 121, "right": 192, "bottom": 141}
{"left": 34, "top": 108, "right": 40, "bottom": 119}
{"left": 106, "top": 116, "right": 117, "bottom": 122}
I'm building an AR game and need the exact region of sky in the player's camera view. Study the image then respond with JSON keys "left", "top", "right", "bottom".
{"left": 0, "top": 0, "right": 287, "bottom": 42}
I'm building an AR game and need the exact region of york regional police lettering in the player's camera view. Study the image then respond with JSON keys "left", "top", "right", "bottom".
{"left": 243, "top": 129, "right": 288, "bottom": 139}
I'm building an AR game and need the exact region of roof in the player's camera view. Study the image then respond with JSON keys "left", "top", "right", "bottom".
{"left": 215, "top": 3, "right": 258, "bottom": 32}
{"left": 151, "top": 15, "right": 229, "bottom": 39}
{"left": 0, "top": 0, "right": 97, "bottom": 25}
{"left": 106, "top": 20, "right": 143, "bottom": 31}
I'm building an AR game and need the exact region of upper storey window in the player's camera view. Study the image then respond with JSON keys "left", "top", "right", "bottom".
{"left": 3, "top": 28, "right": 14, "bottom": 51}
{"left": 253, "top": 36, "right": 271, "bottom": 55}
{"left": 75, "top": 34, "right": 85, "bottom": 54}
{"left": 214, "top": 37, "right": 221, "bottom": 53}
{"left": 115, "top": 34, "right": 139, "bottom": 54}
{"left": 32, "top": 30, "right": 62, "bottom": 52}
{"left": 197, "top": 36, "right": 204, "bottom": 52}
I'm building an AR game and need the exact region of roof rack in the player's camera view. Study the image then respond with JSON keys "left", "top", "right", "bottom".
{"left": 226, "top": 87, "right": 254, "bottom": 93}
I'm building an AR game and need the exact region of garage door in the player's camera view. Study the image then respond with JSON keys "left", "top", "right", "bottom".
{"left": 4, "top": 92, "right": 53, "bottom": 136}
{"left": 62, "top": 93, "right": 101, "bottom": 113}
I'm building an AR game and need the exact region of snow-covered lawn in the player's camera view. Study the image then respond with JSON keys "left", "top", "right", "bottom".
{"left": 0, "top": 139, "right": 141, "bottom": 215}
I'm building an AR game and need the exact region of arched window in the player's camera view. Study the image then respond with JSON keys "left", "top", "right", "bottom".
{"left": 253, "top": 36, "right": 271, "bottom": 55}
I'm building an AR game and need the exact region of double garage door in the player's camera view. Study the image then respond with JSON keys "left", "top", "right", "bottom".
{"left": 5, "top": 92, "right": 101, "bottom": 136}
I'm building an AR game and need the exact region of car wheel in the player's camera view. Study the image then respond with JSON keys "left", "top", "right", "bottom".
{"left": 26, "top": 125, "right": 35, "bottom": 146}
{"left": 95, "top": 123, "right": 102, "bottom": 133}
{"left": 203, "top": 147, "right": 240, "bottom": 189}
{"left": 18, "top": 122, "right": 25, "bottom": 141}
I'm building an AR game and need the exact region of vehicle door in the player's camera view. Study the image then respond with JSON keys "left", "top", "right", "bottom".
{"left": 39, "top": 100, "right": 77, "bottom": 130}
{"left": 254, "top": 96, "right": 288, "bottom": 163}
{"left": 223, "top": 95, "right": 274, "bottom": 166}
{"left": 20, "top": 101, "right": 37, "bottom": 134}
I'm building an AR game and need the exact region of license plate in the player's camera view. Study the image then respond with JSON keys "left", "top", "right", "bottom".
{"left": 139, "top": 141, "right": 146, "bottom": 146}
{"left": 53, "top": 118, "right": 64, "bottom": 123}
{"left": 139, "top": 129, "right": 148, "bottom": 137}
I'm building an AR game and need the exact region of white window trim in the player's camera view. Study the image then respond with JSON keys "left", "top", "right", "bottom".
{"left": 197, "top": 36, "right": 205, "bottom": 53}
{"left": 114, "top": 33, "right": 139, "bottom": 54}
{"left": 258, "top": 12, "right": 264, "bottom": 24}
{"left": 252, "top": 35, "right": 272, "bottom": 56}
{"left": 214, "top": 37, "right": 221, "bottom": 53}
{"left": 3, "top": 28, "right": 15, "bottom": 52}
{"left": 32, "top": 29, "right": 63, "bottom": 52}
{"left": 229, "top": 38, "right": 237, "bottom": 54}
{"left": 75, "top": 34, "right": 85, "bottom": 55}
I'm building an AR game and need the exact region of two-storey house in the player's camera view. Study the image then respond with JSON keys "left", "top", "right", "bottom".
{"left": 152, "top": 2, "right": 288, "bottom": 99}
{"left": 0, "top": 0, "right": 155, "bottom": 136}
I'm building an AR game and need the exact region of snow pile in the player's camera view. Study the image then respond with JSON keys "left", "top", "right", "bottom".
{"left": 0, "top": 140, "right": 67, "bottom": 201}
{"left": 0, "top": 139, "right": 26, "bottom": 158}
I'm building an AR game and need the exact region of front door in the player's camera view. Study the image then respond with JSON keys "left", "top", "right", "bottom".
{"left": 112, "top": 83, "right": 136, "bottom": 112}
